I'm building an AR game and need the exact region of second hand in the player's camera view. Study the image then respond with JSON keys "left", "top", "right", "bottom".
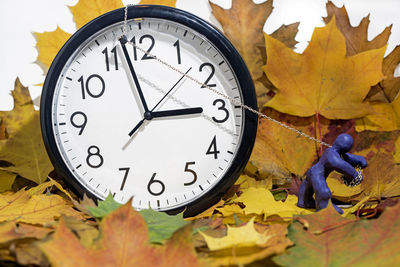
{"left": 128, "top": 67, "right": 192, "bottom": 137}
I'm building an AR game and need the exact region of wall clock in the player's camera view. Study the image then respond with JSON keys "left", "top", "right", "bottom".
{"left": 41, "top": 5, "right": 257, "bottom": 216}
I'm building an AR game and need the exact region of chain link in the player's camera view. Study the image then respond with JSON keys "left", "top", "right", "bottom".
{"left": 122, "top": 5, "right": 332, "bottom": 148}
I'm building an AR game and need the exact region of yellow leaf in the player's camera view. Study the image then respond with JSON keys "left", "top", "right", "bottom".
{"left": 0, "top": 183, "right": 82, "bottom": 225}
{"left": 264, "top": 17, "right": 385, "bottom": 119}
{"left": 210, "top": 0, "right": 298, "bottom": 107}
{"left": 201, "top": 218, "right": 269, "bottom": 250}
{"left": 249, "top": 109, "right": 320, "bottom": 182}
{"left": 342, "top": 196, "right": 370, "bottom": 218}
{"left": 234, "top": 187, "right": 313, "bottom": 220}
{"left": 0, "top": 80, "right": 53, "bottom": 184}
{"left": 355, "top": 96, "right": 400, "bottom": 132}
{"left": 327, "top": 173, "right": 363, "bottom": 202}
{"left": 139, "top": 0, "right": 176, "bottom": 7}
{"left": 201, "top": 218, "right": 292, "bottom": 266}
{"left": 0, "top": 171, "right": 16, "bottom": 193}
{"left": 235, "top": 175, "right": 272, "bottom": 190}
{"left": 69, "top": 0, "right": 124, "bottom": 29}
{"left": 34, "top": 27, "right": 71, "bottom": 70}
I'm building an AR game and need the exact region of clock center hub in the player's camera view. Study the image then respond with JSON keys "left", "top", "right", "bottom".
{"left": 144, "top": 111, "right": 153, "bottom": 120}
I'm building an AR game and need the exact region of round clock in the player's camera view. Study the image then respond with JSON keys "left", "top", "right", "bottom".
{"left": 41, "top": 5, "right": 257, "bottom": 216}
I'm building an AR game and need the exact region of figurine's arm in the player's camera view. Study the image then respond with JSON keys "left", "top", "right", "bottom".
{"left": 343, "top": 153, "right": 368, "bottom": 168}
{"left": 330, "top": 154, "right": 359, "bottom": 178}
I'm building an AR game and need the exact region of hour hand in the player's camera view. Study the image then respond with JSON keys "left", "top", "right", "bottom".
{"left": 119, "top": 35, "right": 149, "bottom": 112}
{"left": 152, "top": 107, "right": 203, "bottom": 118}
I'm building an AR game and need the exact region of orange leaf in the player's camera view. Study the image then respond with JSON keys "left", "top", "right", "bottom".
{"left": 39, "top": 202, "right": 206, "bottom": 267}
{"left": 264, "top": 17, "right": 385, "bottom": 119}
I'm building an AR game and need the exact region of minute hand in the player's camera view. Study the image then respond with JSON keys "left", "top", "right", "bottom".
{"left": 119, "top": 36, "right": 149, "bottom": 112}
{"left": 152, "top": 107, "right": 203, "bottom": 118}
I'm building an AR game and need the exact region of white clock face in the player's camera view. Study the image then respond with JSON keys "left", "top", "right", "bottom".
{"left": 51, "top": 17, "right": 244, "bottom": 211}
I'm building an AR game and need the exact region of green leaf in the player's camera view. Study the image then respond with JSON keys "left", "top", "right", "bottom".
{"left": 139, "top": 209, "right": 189, "bottom": 244}
{"left": 88, "top": 194, "right": 189, "bottom": 244}
{"left": 87, "top": 194, "right": 121, "bottom": 218}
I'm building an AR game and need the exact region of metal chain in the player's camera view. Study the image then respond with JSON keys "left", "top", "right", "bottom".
{"left": 122, "top": 5, "right": 332, "bottom": 148}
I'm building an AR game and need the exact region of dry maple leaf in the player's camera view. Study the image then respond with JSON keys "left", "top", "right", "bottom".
{"left": 273, "top": 202, "right": 400, "bottom": 266}
{"left": 39, "top": 201, "right": 206, "bottom": 267}
{"left": 264, "top": 17, "right": 385, "bottom": 120}
{"left": 352, "top": 151, "right": 400, "bottom": 201}
{"left": 249, "top": 108, "right": 323, "bottom": 182}
{"left": 210, "top": 0, "right": 299, "bottom": 108}
{"left": 35, "top": 0, "right": 176, "bottom": 70}
{"left": 0, "top": 181, "right": 82, "bottom": 225}
{"left": 0, "top": 79, "right": 53, "bottom": 184}
{"left": 323, "top": 1, "right": 391, "bottom": 57}
{"left": 200, "top": 217, "right": 292, "bottom": 266}
{"left": 324, "top": 2, "right": 400, "bottom": 104}
{"left": 0, "top": 221, "right": 52, "bottom": 244}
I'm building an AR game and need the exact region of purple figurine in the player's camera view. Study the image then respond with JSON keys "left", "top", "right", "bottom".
{"left": 297, "top": 133, "right": 367, "bottom": 214}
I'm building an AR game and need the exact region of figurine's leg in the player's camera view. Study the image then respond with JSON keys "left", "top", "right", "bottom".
{"left": 297, "top": 177, "right": 315, "bottom": 208}
{"left": 311, "top": 174, "right": 343, "bottom": 214}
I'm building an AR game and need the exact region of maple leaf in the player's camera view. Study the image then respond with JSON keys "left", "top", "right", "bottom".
{"left": 250, "top": 108, "right": 321, "bottom": 181}
{"left": 0, "top": 79, "right": 53, "bottom": 184}
{"left": 0, "top": 171, "right": 16, "bottom": 193}
{"left": 200, "top": 217, "right": 292, "bottom": 266}
{"left": 89, "top": 194, "right": 189, "bottom": 244}
{"left": 323, "top": 1, "right": 391, "bottom": 57}
{"left": 352, "top": 151, "right": 400, "bottom": 201}
{"left": 39, "top": 201, "right": 206, "bottom": 267}
{"left": 69, "top": 0, "right": 124, "bottom": 29}
{"left": 210, "top": 0, "right": 299, "bottom": 108}
{"left": 273, "top": 202, "right": 400, "bottom": 266}
{"left": 369, "top": 45, "right": 400, "bottom": 102}
{"left": 139, "top": 0, "right": 176, "bottom": 7}
{"left": 35, "top": 0, "right": 176, "bottom": 70}
{"left": 264, "top": 17, "right": 385, "bottom": 119}
{"left": 217, "top": 187, "right": 313, "bottom": 222}
{"left": 323, "top": 1, "right": 400, "bottom": 104}
{"left": 34, "top": 27, "right": 71, "bottom": 71}
{"left": 0, "top": 221, "right": 52, "bottom": 244}
{"left": 0, "top": 181, "right": 82, "bottom": 225}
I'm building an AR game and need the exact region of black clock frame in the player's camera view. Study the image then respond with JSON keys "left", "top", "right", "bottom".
{"left": 41, "top": 5, "right": 258, "bottom": 217}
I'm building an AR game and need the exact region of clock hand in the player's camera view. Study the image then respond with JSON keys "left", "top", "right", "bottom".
{"left": 127, "top": 67, "right": 192, "bottom": 137}
{"left": 119, "top": 35, "right": 150, "bottom": 112}
{"left": 150, "top": 67, "right": 192, "bottom": 112}
{"left": 128, "top": 118, "right": 145, "bottom": 137}
{"left": 152, "top": 107, "right": 203, "bottom": 118}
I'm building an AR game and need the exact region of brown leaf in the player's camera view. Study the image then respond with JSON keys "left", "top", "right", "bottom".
{"left": 39, "top": 202, "right": 207, "bottom": 267}
{"left": 323, "top": 1, "right": 391, "bottom": 56}
{"left": 0, "top": 221, "right": 52, "bottom": 244}
{"left": 274, "top": 202, "right": 400, "bottom": 266}
{"left": 210, "top": 0, "right": 299, "bottom": 108}
{"left": 15, "top": 243, "right": 49, "bottom": 267}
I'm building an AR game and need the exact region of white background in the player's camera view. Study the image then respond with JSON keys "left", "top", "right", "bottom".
{"left": 1, "top": 0, "right": 399, "bottom": 110}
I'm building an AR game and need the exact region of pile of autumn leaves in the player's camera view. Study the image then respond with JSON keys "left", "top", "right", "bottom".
{"left": 1, "top": 0, "right": 400, "bottom": 266}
